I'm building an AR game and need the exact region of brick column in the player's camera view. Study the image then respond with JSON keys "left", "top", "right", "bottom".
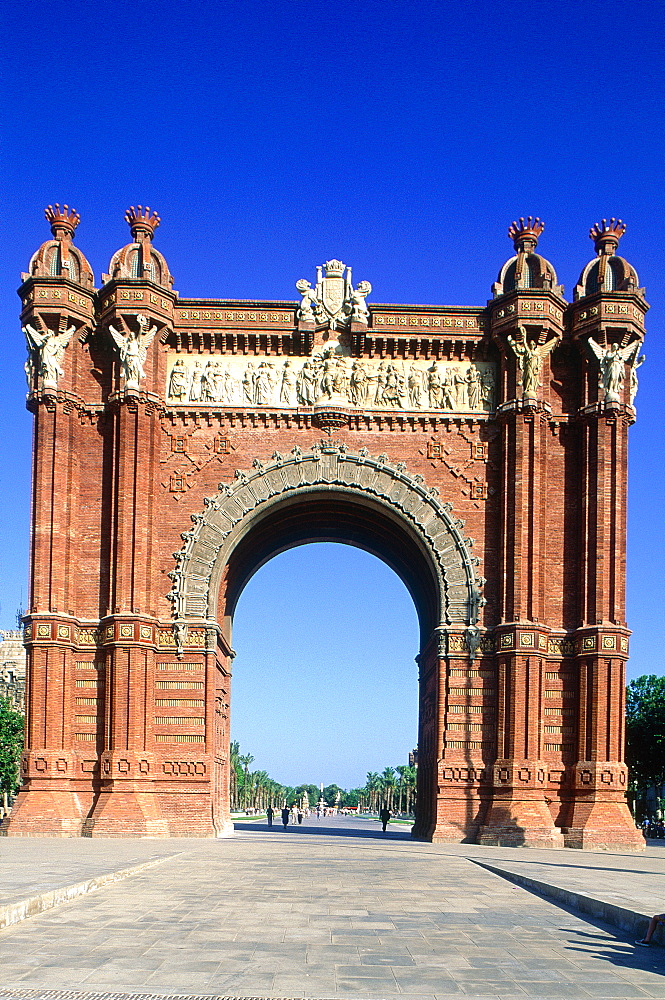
{"left": 412, "top": 634, "right": 439, "bottom": 840}
{"left": 432, "top": 629, "right": 493, "bottom": 842}
{"left": 479, "top": 399, "right": 563, "bottom": 846}
{"left": 564, "top": 405, "right": 644, "bottom": 849}
{"left": 4, "top": 398, "right": 91, "bottom": 836}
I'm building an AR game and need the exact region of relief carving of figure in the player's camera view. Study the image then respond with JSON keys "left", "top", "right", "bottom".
{"left": 23, "top": 321, "right": 76, "bottom": 390}
{"left": 481, "top": 369, "right": 496, "bottom": 411}
{"left": 168, "top": 358, "right": 189, "bottom": 401}
{"left": 108, "top": 314, "right": 158, "bottom": 389}
{"left": 201, "top": 360, "right": 218, "bottom": 402}
{"left": 467, "top": 364, "right": 482, "bottom": 410}
{"left": 374, "top": 360, "right": 388, "bottom": 406}
{"left": 408, "top": 364, "right": 423, "bottom": 408}
{"left": 254, "top": 362, "right": 276, "bottom": 404}
{"left": 280, "top": 360, "right": 295, "bottom": 405}
{"left": 507, "top": 326, "right": 560, "bottom": 397}
{"left": 381, "top": 364, "right": 404, "bottom": 408}
{"left": 454, "top": 366, "right": 468, "bottom": 409}
{"left": 242, "top": 363, "right": 255, "bottom": 404}
{"left": 296, "top": 359, "right": 319, "bottom": 405}
{"left": 587, "top": 337, "right": 643, "bottom": 404}
{"left": 441, "top": 367, "right": 455, "bottom": 410}
{"left": 427, "top": 363, "right": 443, "bottom": 409}
{"left": 350, "top": 361, "right": 369, "bottom": 406}
{"left": 189, "top": 361, "right": 203, "bottom": 401}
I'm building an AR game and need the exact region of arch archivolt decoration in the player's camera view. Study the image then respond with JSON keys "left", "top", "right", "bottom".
{"left": 168, "top": 441, "right": 485, "bottom": 637}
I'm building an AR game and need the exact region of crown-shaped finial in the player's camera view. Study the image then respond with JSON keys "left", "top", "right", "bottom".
{"left": 324, "top": 259, "right": 346, "bottom": 277}
{"left": 508, "top": 216, "right": 545, "bottom": 251}
{"left": 590, "top": 218, "right": 625, "bottom": 254}
{"left": 44, "top": 203, "right": 80, "bottom": 239}
{"left": 125, "top": 205, "right": 161, "bottom": 242}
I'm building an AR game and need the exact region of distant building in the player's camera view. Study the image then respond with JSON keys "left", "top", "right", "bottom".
{"left": 0, "top": 630, "right": 26, "bottom": 712}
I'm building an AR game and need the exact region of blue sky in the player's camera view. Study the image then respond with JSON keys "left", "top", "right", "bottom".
{"left": 2, "top": 0, "right": 663, "bottom": 788}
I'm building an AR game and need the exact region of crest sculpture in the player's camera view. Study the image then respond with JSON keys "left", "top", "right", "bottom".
{"left": 297, "top": 260, "right": 372, "bottom": 328}
{"left": 6, "top": 207, "right": 649, "bottom": 853}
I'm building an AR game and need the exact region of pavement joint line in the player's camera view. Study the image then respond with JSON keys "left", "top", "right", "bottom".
{"left": 0, "top": 854, "right": 187, "bottom": 932}
{"left": 0, "top": 993, "right": 340, "bottom": 1000}
{"left": 467, "top": 857, "right": 663, "bottom": 946}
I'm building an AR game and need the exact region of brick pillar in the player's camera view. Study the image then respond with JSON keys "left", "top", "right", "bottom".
{"left": 4, "top": 399, "right": 91, "bottom": 836}
{"left": 411, "top": 634, "right": 439, "bottom": 840}
{"left": 479, "top": 399, "right": 563, "bottom": 846}
{"left": 564, "top": 405, "right": 644, "bottom": 849}
{"left": 432, "top": 630, "right": 492, "bottom": 842}
{"left": 85, "top": 395, "right": 214, "bottom": 836}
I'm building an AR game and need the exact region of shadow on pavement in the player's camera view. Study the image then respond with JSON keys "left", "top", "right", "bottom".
{"left": 234, "top": 821, "right": 413, "bottom": 840}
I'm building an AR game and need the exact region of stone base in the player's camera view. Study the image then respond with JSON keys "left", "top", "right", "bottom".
{"left": 478, "top": 797, "right": 565, "bottom": 848}
{"left": 1, "top": 788, "right": 86, "bottom": 837}
{"left": 563, "top": 800, "right": 645, "bottom": 851}
{"left": 85, "top": 789, "right": 215, "bottom": 838}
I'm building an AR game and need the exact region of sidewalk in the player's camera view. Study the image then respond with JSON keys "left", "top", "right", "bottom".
{"left": 0, "top": 820, "right": 663, "bottom": 999}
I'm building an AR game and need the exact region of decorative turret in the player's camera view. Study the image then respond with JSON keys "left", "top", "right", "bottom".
{"left": 45, "top": 203, "right": 80, "bottom": 241}
{"left": 493, "top": 216, "right": 563, "bottom": 297}
{"left": 23, "top": 203, "right": 94, "bottom": 288}
{"left": 102, "top": 204, "right": 173, "bottom": 289}
{"left": 508, "top": 216, "right": 545, "bottom": 254}
{"left": 125, "top": 205, "right": 161, "bottom": 243}
{"left": 574, "top": 217, "right": 642, "bottom": 299}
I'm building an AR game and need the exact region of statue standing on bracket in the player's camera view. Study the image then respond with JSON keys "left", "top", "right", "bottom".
{"left": 507, "top": 325, "right": 560, "bottom": 397}
{"left": 108, "top": 313, "right": 158, "bottom": 390}
{"left": 23, "top": 321, "right": 76, "bottom": 392}
{"left": 587, "top": 336, "right": 644, "bottom": 404}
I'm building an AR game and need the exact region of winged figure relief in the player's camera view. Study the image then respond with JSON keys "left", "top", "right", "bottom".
{"left": 587, "top": 336, "right": 643, "bottom": 403}
{"left": 23, "top": 321, "right": 76, "bottom": 389}
{"left": 108, "top": 313, "right": 158, "bottom": 387}
{"left": 507, "top": 326, "right": 560, "bottom": 396}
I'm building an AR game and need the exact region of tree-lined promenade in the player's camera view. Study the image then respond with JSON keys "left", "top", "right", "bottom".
{"left": 229, "top": 740, "right": 417, "bottom": 815}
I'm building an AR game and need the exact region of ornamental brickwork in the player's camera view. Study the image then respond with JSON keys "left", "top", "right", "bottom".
{"left": 3, "top": 208, "right": 647, "bottom": 848}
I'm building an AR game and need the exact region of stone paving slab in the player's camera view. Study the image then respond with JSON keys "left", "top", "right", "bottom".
{"left": 0, "top": 839, "right": 189, "bottom": 910}
{"left": 0, "top": 818, "right": 664, "bottom": 999}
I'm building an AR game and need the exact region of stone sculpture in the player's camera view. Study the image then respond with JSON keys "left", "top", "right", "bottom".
{"left": 23, "top": 321, "right": 76, "bottom": 391}
{"left": 108, "top": 313, "right": 158, "bottom": 390}
{"left": 507, "top": 325, "right": 560, "bottom": 397}
{"left": 587, "top": 336, "right": 644, "bottom": 404}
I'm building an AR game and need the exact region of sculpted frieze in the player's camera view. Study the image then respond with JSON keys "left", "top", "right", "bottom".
{"left": 166, "top": 353, "right": 496, "bottom": 414}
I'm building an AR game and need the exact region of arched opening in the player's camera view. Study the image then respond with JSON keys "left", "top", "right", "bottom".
{"left": 172, "top": 443, "right": 483, "bottom": 839}
{"left": 230, "top": 542, "right": 420, "bottom": 818}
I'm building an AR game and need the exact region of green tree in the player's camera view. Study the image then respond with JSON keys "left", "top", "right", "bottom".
{"left": 0, "top": 697, "right": 24, "bottom": 810}
{"left": 626, "top": 675, "right": 665, "bottom": 802}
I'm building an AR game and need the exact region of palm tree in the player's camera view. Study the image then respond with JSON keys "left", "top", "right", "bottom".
{"left": 381, "top": 767, "right": 396, "bottom": 811}
{"left": 366, "top": 772, "right": 380, "bottom": 813}
{"left": 239, "top": 753, "right": 254, "bottom": 811}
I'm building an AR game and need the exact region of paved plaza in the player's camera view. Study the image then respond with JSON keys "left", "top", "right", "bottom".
{"left": 1, "top": 816, "right": 664, "bottom": 1000}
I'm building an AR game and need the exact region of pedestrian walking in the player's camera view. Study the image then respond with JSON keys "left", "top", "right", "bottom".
{"left": 281, "top": 806, "right": 289, "bottom": 829}
{"left": 379, "top": 806, "right": 391, "bottom": 832}
{"left": 298, "top": 809, "right": 303, "bottom": 825}
{"left": 266, "top": 805, "right": 273, "bottom": 828}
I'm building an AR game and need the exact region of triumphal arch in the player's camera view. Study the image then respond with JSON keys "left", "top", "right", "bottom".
{"left": 4, "top": 206, "right": 647, "bottom": 848}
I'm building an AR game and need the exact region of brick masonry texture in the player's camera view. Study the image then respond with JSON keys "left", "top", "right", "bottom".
{"left": 3, "top": 209, "right": 648, "bottom": 849}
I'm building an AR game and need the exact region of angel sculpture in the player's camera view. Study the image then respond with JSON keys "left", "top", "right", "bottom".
{"left": 23, "top": 321, "right": 76, "bottom": 390}
{"left": 108, "top": 313, "right": 158, "bottom": 389}
{"left": 507, "top": 326, "right": 560, "bottom": 397}
{"left": 587, "top": 337, "right": 642, "bottom": 403}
